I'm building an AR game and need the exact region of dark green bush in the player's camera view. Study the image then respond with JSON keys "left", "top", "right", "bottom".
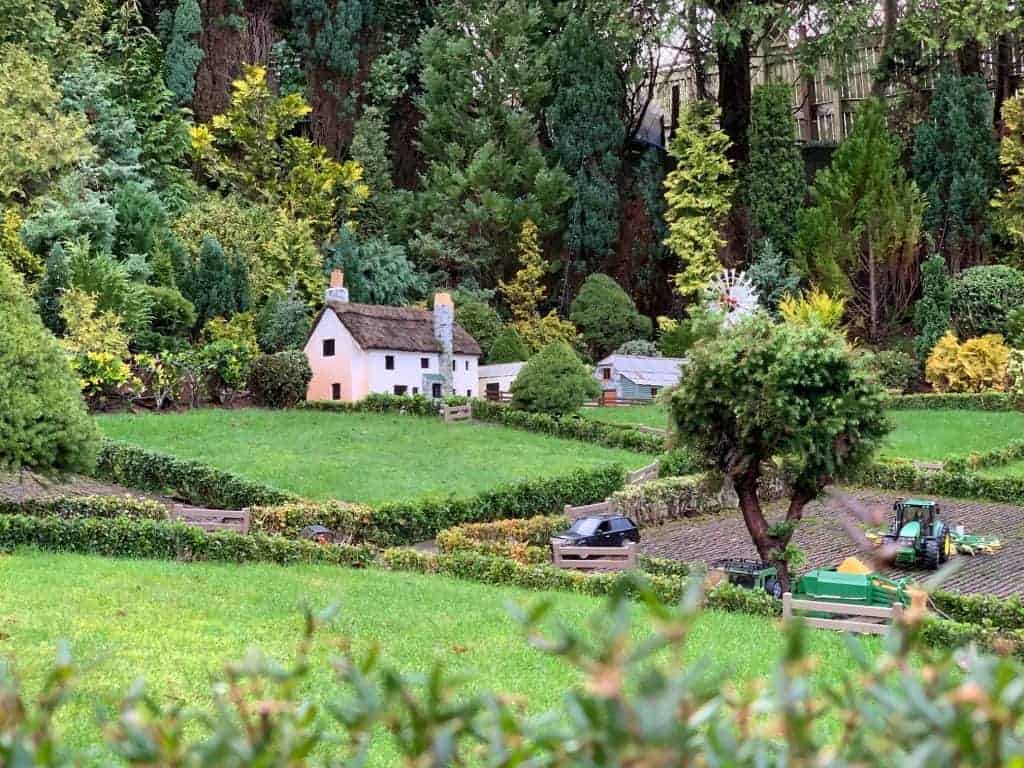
{"left": 1008, "top": 307, "right": 1024, "bottom": 348}
{"left": 862, "top": 349, "right": 918, "bottom": 391}
{"left": 487, "top": 327, "right": 530, "bottom": 364}
{"left": 569, "top": 273, "right": 652, "bottom": 359}
{"left": 510, "top": 341, "right": 601, "bottom": 415}
{"left": 950, "top": 264, "right": 1024, "bottom": 338}
{"left": 913, "top": 254, "right": 953, "bottom": 362}
{"left": 95, "top": 439, "right": 296, "bottom": 509}
{"left": 248, "top": 350, "right": 312, "bottom": 408}
{"left": 470, "top": 400, "right": 664, "bottom": 454}
{"left": 144, "top": 285, "right": 196, "bottom": 340}
{"left": 658, "top": 446, "right": 704, "bottom": 476}
{"left": 256, "top": 287, "right": 311, "bottom": 353}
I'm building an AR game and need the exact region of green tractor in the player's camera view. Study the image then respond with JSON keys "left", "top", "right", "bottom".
{"left": 881, "top": 498, "right": 954, "bottom": 570}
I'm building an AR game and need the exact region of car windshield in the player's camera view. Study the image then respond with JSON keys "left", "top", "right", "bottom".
{"left": 569, "top": 518, "right": 600, "bottom": 536}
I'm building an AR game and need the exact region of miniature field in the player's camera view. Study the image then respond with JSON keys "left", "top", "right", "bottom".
{"left": 580, "top": 403, "right": 670, "bottom": 429}
{"left": 98, "top": 409, "right": 648, "bottom": 505}
{"left": 878, "top": 410, "right": 1024, "bottom": 461}
{"left": 0, "top": 551, "right": 880, "bottom": 762}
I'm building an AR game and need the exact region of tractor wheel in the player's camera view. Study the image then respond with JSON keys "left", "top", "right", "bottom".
{"left": 940, "top": 529, "right": 954, "bottom": 564}
{"left": 923, "top": 539, "right": 941, "bottom": 570}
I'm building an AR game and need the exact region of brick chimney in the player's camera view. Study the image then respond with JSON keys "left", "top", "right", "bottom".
{"left": 325, "top": 269, "right": 349, "bottom": 309}
{"left": 433, "top": 292, "right": 454, "bottom": 396}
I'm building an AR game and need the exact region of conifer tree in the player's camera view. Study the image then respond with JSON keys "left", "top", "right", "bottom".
{"left": 164, "top": 0, "right": 203, "bottom": 106}
{"left": 0, "top": 257, "right": 99, "bottom": 474}
{"left": 912, "top": 74, "right": 998, "bottom": 271}
{"left": 663, "top": 102, "right": 735, "bottom": 295}
{"left": 182, "top": 236, "right": 248, "bottom": 331}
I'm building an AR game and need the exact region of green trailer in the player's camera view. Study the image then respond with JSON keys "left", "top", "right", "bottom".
{"left": 793, "top": 568, "right": 910, "bottom": 608}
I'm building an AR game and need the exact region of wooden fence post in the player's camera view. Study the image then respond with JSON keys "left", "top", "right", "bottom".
{"left": 782, "top": 592, "right": 793, "bottom": 622}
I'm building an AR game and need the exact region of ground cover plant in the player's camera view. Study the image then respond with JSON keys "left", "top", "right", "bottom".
{"left": 0, "top": 550, "right": 881, "bottom": 764}
{"left": 879, "top": 409, "right": 1024, "bottom": 461}
{"left": 97, "top": 409, "right": 647, "bottom": 505}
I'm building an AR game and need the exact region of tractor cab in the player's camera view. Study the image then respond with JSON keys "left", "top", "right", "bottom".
{"left": 882, "top": 498, "right": 954, "bottom": 569}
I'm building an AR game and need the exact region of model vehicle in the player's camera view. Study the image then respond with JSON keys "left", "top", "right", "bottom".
{"left": 880, "top": 498, "right": 954, "bottom": 570}
{"left": 552, "top": 515, "right": 640, "bottom": 548}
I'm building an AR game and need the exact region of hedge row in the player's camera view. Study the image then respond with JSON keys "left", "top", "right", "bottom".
{"left": 370, "top": 464, "right": 627, "bottom": 544}
{"left": 248, "top": 500, "right": 376, "bottom": 542}
{"left": 0, "top": 514, "right": 376, "bottom": 567}
{"left": 470, "top": 400, "right": 665, "bottom": 455}
{"left": 884, "top": 393, "right": 1024, "bottom": 411}
{"left": 945, "top": 439, "right": 1024, "bottom": 473}
{"left": 0, "top": 494, "right": 167, "bottom": 520}
{"left": 96, "top": 440, "right": 297, "bottom": 509}
{"left": 301, "top": 393, "right": 469, "bottom": 417}
{"left": 931, "top": 589, "right": 1024, "bottom": 630}
{"left": 859, "top": 460, "right": 1024, "bottom": 507}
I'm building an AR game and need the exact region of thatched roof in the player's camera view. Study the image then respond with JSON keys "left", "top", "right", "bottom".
{"left": 324, "top": 303, "right": 482, "bottom": 355}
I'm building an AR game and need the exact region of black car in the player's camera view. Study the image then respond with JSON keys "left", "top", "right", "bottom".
{"left": 552, "top": 515, "right": 640, "bottom": 548}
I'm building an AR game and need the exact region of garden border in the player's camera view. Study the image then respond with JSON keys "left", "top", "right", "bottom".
{"left": 884, "top": 393, "right": 1024, "bottom": 411}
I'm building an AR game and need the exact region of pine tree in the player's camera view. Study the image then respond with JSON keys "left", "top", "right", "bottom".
{"left": 0, "top": 257, "right": 99, "bottom": 474}
{"left": 912, "top": 74, "right": 998, "bottom": 271}
{"left": 663, "top": 102, "right": 735, "bottom": 295}
{"left": 548, "top": 15, "right": 624, "bottom": 273}
{"left": 500, "top": 220, "right": 577, "bottom": 352}
{"left": 164, "top": 0, "right": 203, "bottom": 106}
{"left": 746, "top": 84, "right": 805, "bottom": 255}
{"left": 183, "top": 236, "right": 248, "bottom": 331}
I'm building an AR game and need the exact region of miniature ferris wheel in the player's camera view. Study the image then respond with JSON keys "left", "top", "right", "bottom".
{"left": 707, "top": 269, "right": 759, "bottom": 327}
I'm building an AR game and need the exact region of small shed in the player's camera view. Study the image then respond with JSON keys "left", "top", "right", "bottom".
{"left": 594, "top": 354, "right": 685, "bottom": 402}
{"left": 478, "top": 362, "right": 525, "bottom": 400}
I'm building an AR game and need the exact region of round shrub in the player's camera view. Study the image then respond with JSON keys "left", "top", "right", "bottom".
{"left": 862, "top": 349, "right": 918, "bottom": 392}
{"left": 487, "top": 327, "right": 530, "bottom": 364}
{"left": 145, "top": 285, "right": 196, "bottom": 339}
{"left": 249, "top": 350, "right": 313, "bottom": 408}
{"left": 570, "top": 273, "right": 652, "bottom": 359}
{"left": 509, "top": 341, "right": 601, "bottom": 415}
{"left": 1007, "top": 307, "right": 1024, "bottom": 348}
{"left": 951, "top": 265, "right": 1024, "bottom": 338}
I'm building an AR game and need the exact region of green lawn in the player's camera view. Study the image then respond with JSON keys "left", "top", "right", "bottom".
{"left": 98, "top": 409, "right": 648, "bottom": 505}
{"left": 0, "top": 551, "right": 879, "bottom": 763}
{"left": 879, "top": 410, "right": 1024, "bottom": 461}
{"left": 978, "top": 460, "right": 1024, "bottom": 480}
{"left": 581, "top": 403, "right": 669, "bottom": 429}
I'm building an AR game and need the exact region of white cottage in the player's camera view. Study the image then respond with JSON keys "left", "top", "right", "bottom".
{"left": 478, "top": 362, "right": 525, "bottom": 400}
{"left": 594, "top": 354, "right": 685, "bottom": 402}
{"left": 305, "top": 271, "right": 482, "bottom": 402}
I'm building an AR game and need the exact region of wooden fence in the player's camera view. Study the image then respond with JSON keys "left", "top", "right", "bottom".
{"left": 627, "top": 461, "right": 660, "bottom": 485}
{"left": 171, "top": 505, "right": 250, "bottom": 534}
{"left": 551, "top": 542, "right": 638, "bottom": 571}
{"left": 782, "top": 592, "right": 904, "bottom": 635}
{"left": 441, "top": 404, "right": 472, "bottom": 423}
{"left": 564, "top": 500, "right": 614, "bottom": 522}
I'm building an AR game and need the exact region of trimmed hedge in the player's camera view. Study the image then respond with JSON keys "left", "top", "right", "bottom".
{"left": 0, "top": 495, "right": 167, "bottom": 520}
{"left": 96, "top": 440, "right": 297, "bottom": 508}
{"left": 301, "top": 393, "right": 470, "bottom": 417}
{"left": 470, "top": 400, "right": 665, "bottom": 455}
{"left": 883, "top": 393, "right": 1024, "bottom": 411}
{"left": 371, "top": 464, "right": 627, "bottom": 544}
{"left": 945, "top": 439, "right": 1024, "bottom": 473}
{"left": 249, "top": 500, "right": 377, "bottom": 542}
{"left": 611, "top": 474, "right": 729, "bottom": 526}
{"left": 859, "top": 459, "right": 1024, "bottom": 507}
{"left": 931, "top": 589, "right": 1024, "bottom": 630}
{"left": 0, "top": 514, "right": 376, "bottom": 567}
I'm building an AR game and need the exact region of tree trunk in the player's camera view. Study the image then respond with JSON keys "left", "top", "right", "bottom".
{"left": 868, "top": 236, "right": 878, "bottom": 340}
{"left": 958, "top": 39, "right": 983, "bottom": 77}
{"left": 871, "top": 0, "right": 899, "bottom": 97}
{"left": 994, "top": 33, "right": 1013, "bottom": 134}
{"left": 716, "top": 28, "right": 752, "bottom": 167}
{"left": 732, "top": 468, "right": 792, "bottom": 591}
{"left": 687, "top": 2, "right": 709, "bottom": 103}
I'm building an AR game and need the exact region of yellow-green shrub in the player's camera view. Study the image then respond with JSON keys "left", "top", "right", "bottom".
{"left": 778, "top": 289, "right": 845, "bottom": 329}
{"left": 925, "top": 332, "right": 1009, "bottom": 392}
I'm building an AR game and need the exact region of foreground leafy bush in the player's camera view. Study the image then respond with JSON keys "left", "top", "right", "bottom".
{"left": 862, "top": 348, "right": 918, "bottom": 392}
{"left": 7, "top": 583, "right": 1024, "bottom": 766}
{"left": 951, "top": 264, "right": 1024, "bottom": 338}
{"left": 248, "top": 350, "right": 312, "bottom": 408}
{"left": 925, "top": 331, "right": 1009, "bottom": 392}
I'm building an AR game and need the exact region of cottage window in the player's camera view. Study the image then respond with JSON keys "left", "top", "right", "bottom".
{"left": 323, "top": 339, "right": 336, "bottom": 357}
{"left": 650, "top": 386, "right": 659, "bottom": 397}
{"left": 331, "top": 383, "right": 341, "bottom": 400}
{"left": 465, "top": 361, "right": 469, "bottom": 371}
{"left": 602, "top": 367, "right": 611, "bottom": 380}
{"left": 385, "top": 355, "right": 395, "bottom": 370}
{"left": 432, "top": 382, "right": 442, "bottom": 398}
{"left": 413, "top": 387, "right": 419, "bottom": 395}
{"left": 394, "top": 385, "right": 407, "bottom": 395}
{"left": 421, "top": 357, "right": 429, "bottom": 369}
{"left": 452, "top": 360, "right": 456, "bottom": 371}
{"left": 467, "top": 389, "right": 472, "bottom": 397}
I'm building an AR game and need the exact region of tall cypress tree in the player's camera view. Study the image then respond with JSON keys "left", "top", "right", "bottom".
{"left": 182, "top": 236, "right": 248, "bottom": 331}
{"left": 912, "top": 73, "right": 999, "bottom": 271}
{"left": 548, "top": 15, "right": 625, "bottom": 281}
{"left": 164, "top": 0, "right": 204, "bottom": 106}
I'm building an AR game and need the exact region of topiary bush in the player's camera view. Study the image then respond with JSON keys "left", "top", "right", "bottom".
{"left": 950, "top": 265, "right": 1024, "bottom": 338}
{"left": 925, "top": 332, "right": 1010, "bottom": 392}
{"left": 569, "top": 273, "right": 651, "bottom": 359}
{"left": 0, "top": 257, "right": 100, "bottom": 474}
{"left": 248, "top": 350, "right": 312, "bottom": 408}
{"left": 510, "top": 341, "right": 601, "bottom": 415}
{"left": 913, "top": 254, "right": 952, "bottom": 362}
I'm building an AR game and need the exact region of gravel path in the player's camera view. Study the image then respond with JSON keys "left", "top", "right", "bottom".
{"left": 640, "top": 488, "right": 1024, "bottom": 597}
{"left": 0, "top": 472, "right": 177, "bottom": 508}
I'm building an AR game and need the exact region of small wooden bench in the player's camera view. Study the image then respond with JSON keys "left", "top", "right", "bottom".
{"left": 564, "top": 500, "right": 613, "bottom": 522}
{"left": 551, "top": 542, "right": 638, "bottom": 571}
{"left": 782, "top": 592, "right": 904, "bottom": 635}
{"left": 171, "top": 505, "right": 251, "bottom": 534}
{"left": 441, "top": 404, "right": 472, "bottom": 423}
